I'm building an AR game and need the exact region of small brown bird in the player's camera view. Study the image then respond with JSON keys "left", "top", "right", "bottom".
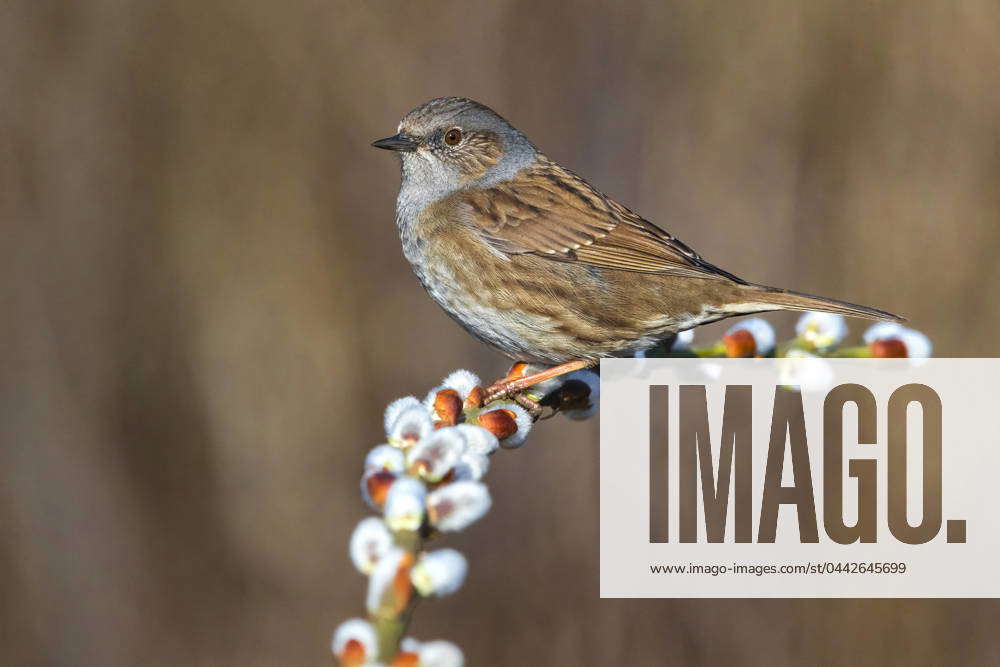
{"left": 373, "top": 97, "right": 900, "bottom": 400}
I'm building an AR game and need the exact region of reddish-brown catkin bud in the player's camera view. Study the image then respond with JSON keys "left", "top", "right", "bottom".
{"left": 723, "top": 328, "right": 757, "bottom": 358}
{"left": 477, "top": 409, "right": 518, "bottom": 440}
{"left": 432, "top": 389, "right": 463, "bottom": 426}
{"left": 870, "top": 338, "right": 908, "bottom": 358}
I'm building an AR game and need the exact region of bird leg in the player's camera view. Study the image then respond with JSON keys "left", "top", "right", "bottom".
{"left": 481, "top": 359, "right": 596, "bottom": 405}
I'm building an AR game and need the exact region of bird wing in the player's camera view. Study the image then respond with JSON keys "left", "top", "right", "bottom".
{"left": 461, "top": 157, "right": 747, "bottom": 283}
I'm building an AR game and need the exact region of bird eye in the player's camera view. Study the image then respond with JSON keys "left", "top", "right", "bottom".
{"left": 444, "top": 128, "right": 463, "bottom": 146}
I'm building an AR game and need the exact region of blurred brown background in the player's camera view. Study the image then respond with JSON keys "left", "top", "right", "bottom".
{"left": 3, "top": 1, "right": 1000, "bottom": 665}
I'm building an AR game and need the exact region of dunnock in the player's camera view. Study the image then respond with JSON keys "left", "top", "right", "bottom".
{"left": 373, "top": 97, "right": 899, "bottom": 400}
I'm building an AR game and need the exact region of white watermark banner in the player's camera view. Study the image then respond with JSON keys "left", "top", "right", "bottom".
{"left": 599, "top": 358, "right": 1000, "bottom": 597}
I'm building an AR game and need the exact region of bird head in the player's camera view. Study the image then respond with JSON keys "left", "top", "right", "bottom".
{"left": 372, "top": 97, "right": 536, "bottom": 197}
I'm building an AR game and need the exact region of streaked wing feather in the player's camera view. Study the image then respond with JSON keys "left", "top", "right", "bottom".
{"left": 463, "top": 157, "right": 746, "bottom": 283}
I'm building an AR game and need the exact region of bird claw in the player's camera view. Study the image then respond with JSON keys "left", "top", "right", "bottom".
{"left": 476, "top": 383, "right": 546, "bottom": 421}
{"left": 480, "top": 381, "right": 513, "bottom": 405}
{"left": 511, "top": 392, "right": 545, "bottom": 420}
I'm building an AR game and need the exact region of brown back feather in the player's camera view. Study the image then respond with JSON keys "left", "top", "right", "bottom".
{"left": 461, "top": 156, "right": 747, "bottom": 283}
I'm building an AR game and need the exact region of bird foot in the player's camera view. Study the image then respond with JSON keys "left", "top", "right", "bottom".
{"left": 479, "top": 381, "right": 513, "bottom": 405}
{"left": 480, "top": 359, "right": 595, "bottom": 405}
{"left": 511, "top": 392, "right": 545, "bottom": 420}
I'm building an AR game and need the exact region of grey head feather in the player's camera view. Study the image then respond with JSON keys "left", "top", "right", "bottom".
{"left": 393, "top": 97, "right": 537, "bottom": 229}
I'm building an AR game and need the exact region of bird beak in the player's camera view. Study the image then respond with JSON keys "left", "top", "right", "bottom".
{"left": 371, "top": 133, "right": 418, "bottom": 152}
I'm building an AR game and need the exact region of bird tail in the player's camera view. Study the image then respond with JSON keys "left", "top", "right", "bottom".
{"left": 736, "top": 284, "right": 904, "bottom": 322}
